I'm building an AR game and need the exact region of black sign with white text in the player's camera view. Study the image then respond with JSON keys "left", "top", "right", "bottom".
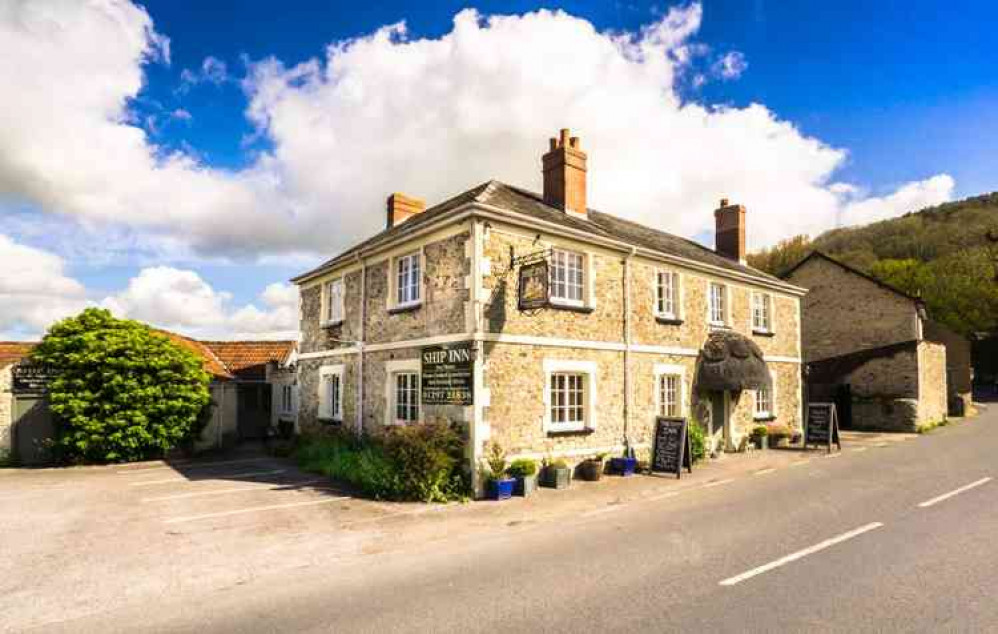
{"left": 805, "top": 402, "right": 841, "bottom": 452}
{"left": 421, "top": 343, "right": 474, "bottom": 406}
{"left": 652, "top": 417, "right": 693, "bottom": 479}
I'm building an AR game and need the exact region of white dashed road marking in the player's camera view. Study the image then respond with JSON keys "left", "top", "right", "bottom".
{"left": 754, "top": 468, "right": 776, "bottom": 476}
{"left": 917, "top": 477, "right": 992, "bottom": 508}
{"left": 719, "top": 522, "right": 884, "bottom": 586}
{"left": 703, "top": 478, "right": 734, "bottom": 488}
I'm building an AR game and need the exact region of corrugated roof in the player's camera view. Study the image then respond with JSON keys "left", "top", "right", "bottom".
{"left": 293, "top": 180, "right": 787, "bottom": 286}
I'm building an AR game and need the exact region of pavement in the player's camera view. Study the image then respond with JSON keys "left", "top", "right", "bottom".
{"left": 1, "top": 408, "right": 993, "bottom": 633}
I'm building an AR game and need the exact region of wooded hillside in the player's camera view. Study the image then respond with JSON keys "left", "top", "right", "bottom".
{"left": 748, "top": 192, "right": 998, "bottom": 337}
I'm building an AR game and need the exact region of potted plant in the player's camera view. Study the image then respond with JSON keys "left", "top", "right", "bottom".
{"left": 508, "top": 458, "right": 538, "bottom": 497}
{"left": 539, "top": 456, "right": 571, "bottom": 489}
{"left": 483, "top": 442, "right": 515, "bottom": 501}
{"left": 578, "top": 453, "right": 606, "bottom": 481}
{"left": 767, "top": 424, "right": 791, "bottom": 449}
{"left": 749, "top": 425, "right": 769, "bottom": 450}
{"left": 610, "top": 446, "right": 637, "bottom": 476}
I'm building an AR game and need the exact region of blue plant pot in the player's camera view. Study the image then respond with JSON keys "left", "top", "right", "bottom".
{"left": 488, "top": 478, "right": 516, "bottom": 501}
{"left": 610, "top": 457, "right": 637, "bottom": 476}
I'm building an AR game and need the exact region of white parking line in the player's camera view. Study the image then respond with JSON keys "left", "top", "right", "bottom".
{"left": 130, "top": 469, "right": 285, "bottom": 486}
{"left": 754, "top": 468, "right": 777, "bottom": 476}
{"left": 164, "top": 496, "right": 349, "bottom": 524}
{"left": 141, "top": 478, "right": 328, "bottom": 502}
{"left": 117, "top": 457, "right": 271, "bottom": 475}
{"left": 645, "top": 490, "right": 681, "bottom": 502}
{"left": 719, "top": 522, "right": 884, "bottom": 586}
{"left": 917, "top": 477, "right": 992, "bottom": 508}
{"left": 582, "top": 504, "right": 623, "bottom": 518}
{"left": 703, "top": 478, "right": 734, "bottom": 488}
{"left": 788, "top": 460, "right": 810, "bottom": 468}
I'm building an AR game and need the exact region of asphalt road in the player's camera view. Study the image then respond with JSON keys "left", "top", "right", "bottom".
{"left": 49, "top": 407, "right": 998, "bottom": 633}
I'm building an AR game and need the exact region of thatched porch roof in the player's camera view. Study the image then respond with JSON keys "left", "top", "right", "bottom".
{"left": 696, "top": 330, "right": 771, "bottom": 392}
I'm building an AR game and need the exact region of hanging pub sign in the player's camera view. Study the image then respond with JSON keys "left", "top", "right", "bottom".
{"left": 805, "top": 402, "right": 842, "bottom": 453}
{"left": 652, "top": 417, "right": 693, "bottom": 479}
{"left": 518, "top": 259, "right": 549, "bottom": 311}
{"left": 421, "top": 342, "right": 474, "bottom": 406}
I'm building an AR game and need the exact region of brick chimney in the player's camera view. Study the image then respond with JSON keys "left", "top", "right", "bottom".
{"left": 542, "top": 128, "right": 588, "bottom": 218}
{"left": 714, "top": 198, "right": 747, "bottom": 263}
{"left": 386, "top": 193, "right": 426, "bottom": 229}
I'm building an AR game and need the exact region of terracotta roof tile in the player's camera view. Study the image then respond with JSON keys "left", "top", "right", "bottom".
{"left": 201, "top": 341, "right": 296, "bottom": 375}
{"left": 0, "top": 342, "right": 36, "bottom": 367}
{"left": 155, "top": 331, "right": 232, "bottom": 379}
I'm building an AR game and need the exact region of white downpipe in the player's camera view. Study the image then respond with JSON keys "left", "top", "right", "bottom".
{"left": 356, "top": 254, "right": 367, "bottom": 438}
{"left": 623, "top": 247, "right": 636, "bottom": 452}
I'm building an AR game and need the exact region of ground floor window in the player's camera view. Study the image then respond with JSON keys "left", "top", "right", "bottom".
{"left": 279, "top": 384, "right": 296, "bottom": 416}
{"left": 319, "top": 365, "right": 344, "bottom": 421}
{"left": 659, "top": 374, "right": 680, "bottom": 418}
{"left": 394, "top": 372, "right": 420, "bottom": 424}
{"left": 543, "top": 359, "right": 598, "bottom": 433}
{"left": 550, "top": 373, "right": 585, "bottom": 427}
{"left": 754, "top": 384, "right": 774, "bottom": 419}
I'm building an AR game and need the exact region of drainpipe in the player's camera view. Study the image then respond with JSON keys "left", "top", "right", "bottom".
{"left": 356, "top": 253, "right": 367, "bottom": 438}
{"left": 623, "top": 246, "right": 636, "bottom": 454}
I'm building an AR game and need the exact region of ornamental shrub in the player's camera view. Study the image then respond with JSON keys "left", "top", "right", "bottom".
{"left": 507, "top": 458, "right": 538, "bottom": 478}
{"left": 31, "top": 308, "right": 212, "bottom": 464}
{"left": 688, "top": 419, "right": 706, "bottom": 463}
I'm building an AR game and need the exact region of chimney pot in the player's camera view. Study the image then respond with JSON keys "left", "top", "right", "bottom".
{"left": 720, "top": 197, "right": 729, "bottom": 207}
{"left": 386, "top": 192, "right": 426, "bottom": 229}
{"left": 542, "top": 128, "right": 588, "bottom": 218}
{"left": 714, "top": 199, "right": 747, "bottom": 263}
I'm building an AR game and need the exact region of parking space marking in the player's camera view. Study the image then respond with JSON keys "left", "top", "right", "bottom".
{"left": 917, "top": 477, "right": 992, "bottom": 508}
{"left": 141, "top": 478, "right": 329, "bottom": 502}
{"left": 130, "top": 469, "right": 285, "bottom": 486}
{"left": 117, "top": 457, "right": 272, "bottom": 475}
{"left": 754, "top": 468, "right": 777, "bottom": 476}
{"left": 164, "top": 496, "right": 349, "bottom": 524}
{"left": 703, "top": 478, "right": 734, "bottom": 489}
{"left": 719, "top": 522, "right": 884, "bottom": 587}
{"left": 788, "top": 460, "right": 810, "bottom": 468}
{"left": 645, "top": 490, "right": 682, "bottom": 502}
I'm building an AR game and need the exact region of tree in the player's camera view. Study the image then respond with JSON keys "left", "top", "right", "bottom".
{"left": 31, "top": 308, "right": 212, "bottom": 463}
{"left": 747, "top": 234, "right": 812, "bottom": 277}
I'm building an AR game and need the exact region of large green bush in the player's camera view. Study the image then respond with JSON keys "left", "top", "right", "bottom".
{"left": 688, "top": 420, "right": 706, "bottom": 463}
{"left": 296, "top": 422, "right": 469, "bottom": 502}
{"left": 31, "top": 308, "right": 212, "bottom": 464}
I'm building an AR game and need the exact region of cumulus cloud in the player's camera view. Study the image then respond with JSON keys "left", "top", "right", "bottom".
{"left": 0, "top": 234, "right": 87, "bottom": 336}
{"left": 178, "top": 55, "right": 230, "bottom": 91}
{"left": 0, "top": 0, "right": 954, "bottom": 264}
{"left": 712, "top": 51, "right": 747, "bottom": 80}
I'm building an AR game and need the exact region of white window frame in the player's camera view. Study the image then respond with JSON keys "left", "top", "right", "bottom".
{"left": 391, "top": 250, "right": 423, "bottom": 309}
{"left": 708, "top": 281, "right": 729, "bottom": 327}
{"left": 653, "top": 364, "right": 686, "bottom": 420}
{"left": 655, "top": 269, "right": 681, "bottom": 320}
{"left": 752, "top": 291, "right": 773, "bottom": 333}
{"left": 384, "top": 358, "right": 421, "bottom": 426}
{"left": 549, "top": 248, "right": 587, "bottom": 308}
{"left": 322, "top": 277, "right": 344, "bottom": 326}
{"left": 542, "top": 359, "right": 598, "bottom": 433}
{"left": 753, "top": 369, "right": 778, "bottom": 420}
{"left": 278, "top": 384, "right": 296, "bottom": 416}
{"left": 318, "top": 365, "right": 345, "bottom": 421}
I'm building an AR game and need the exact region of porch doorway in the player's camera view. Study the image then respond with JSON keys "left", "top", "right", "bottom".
{"left": 236, "top": 383, "right": 272, "bottom": 440}
{"left": 701, "top": 390, "right": 729, "bottom": 456}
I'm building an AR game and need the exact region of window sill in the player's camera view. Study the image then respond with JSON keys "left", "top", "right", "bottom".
{"left": 753, "top": 415, "right": 777, "bottom": 422}
{"left": 318, "top": 417, "right": 343, "bottom": 426}
{"left": 655, "top": 316, "right": 684, "bottom": 326}
{"left": 548, "top": 302, "right": 595, "bottom": 314}
{"left": 388, "top": 302, "right": 422, "bottom": 315}
{"left": 708, "top": 322, "right": 728, "bottom": 329}
{"left": 546, "top": 426, "right": 595, "bottom": 437}
{"left": 321, "top": 319, "right": 344, "bottom": 329}
{"left": 752, "top": 329, "right": 776, "bottom": 338}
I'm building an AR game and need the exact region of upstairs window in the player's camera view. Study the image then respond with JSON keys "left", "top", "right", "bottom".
{"left": 550, "top": 249, "right": 585, "bottom": 306}
{"left": 324, "top": 278, "right": 344, "bottom": 324}
{"left": 709, "top": 282, "right": 727, "bottom": 326}
{"left": 393, "top": 372, "right": 420, "bottom": 424}
{"left": 395, "top": 251, "right": 421, "bottom": 306}
{"left": 752, "top": 292, "right": 772, "bottom": 332}
{"left": 655, "top": 270, "right": 679, "bottom": 318}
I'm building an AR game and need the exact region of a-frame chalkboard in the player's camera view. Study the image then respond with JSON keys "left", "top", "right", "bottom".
{"left": 805, "top": 402, "right": 842, "bottom": 453}
{"left": 652, "top": 418, "right": 693, "bottom": 479}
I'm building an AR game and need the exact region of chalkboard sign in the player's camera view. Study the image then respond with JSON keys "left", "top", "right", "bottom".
{"left": 421, "top": 343, "right": 474, "bottom": 405}
{"left": 652, "top": 418, "right": 693, "bottom": 479}
{"left": 805, "top": 402, "right": 841, "bottom": 453}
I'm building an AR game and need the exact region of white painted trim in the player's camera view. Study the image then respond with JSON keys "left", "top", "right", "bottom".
{"left": 542, "top": 358, "right": 598, "bottom": 433}
{"left": 653, "top": 363, "right": 687, "bottom": 419}
{"left": 318, "top": 364, "right": 345, "bottom": 420}
{"left": 384, "top": 358, "right": 421, "bottom": 427}
{"left": 387, "top": 248, "right": 425, "bottom": 311}
{"left": 653, "top": 268, "right": 680, "bottom": 320}
{"left": 750, "top": 290, "right": 775, "bottom": 334}
{"left": 506, "top": 442, "right": 651, "bottom": 463}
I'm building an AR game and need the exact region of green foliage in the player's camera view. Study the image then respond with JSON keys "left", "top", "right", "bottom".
{"left": 750, "top": 425, "right": 769, "bottom": 440}
{"left": 688, "top": 420, "right": 706, "bottom": 463}
{"left": 296, "top": 423, "right": 469, "bottom": 503}
{"left": 543, "top": 456, "right": 569, "bottom": 470}
{"left": 483, "top": 441, "right": 508, "bottom": 482}
{"left": 748, "top": 192, "right": 998, "bottom": 337}
{"left": 30, "top": 308, "right": 211, "bottom": 464}
{"left": 507, "top": 458, "right": 538, "bottom": 478}
{"left": 766, "top": 424, "right": 791, "bottom": 440}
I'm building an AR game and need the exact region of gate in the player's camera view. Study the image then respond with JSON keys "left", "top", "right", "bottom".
{"left": 13, "top": 394, "right": 54, "bottom": 465}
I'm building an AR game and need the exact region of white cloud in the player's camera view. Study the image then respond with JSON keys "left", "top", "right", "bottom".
{"left": 839, "top": 174, "right": 955, "bottom": 227}
{"left": 0, "top": 0, "right": 954, "bottom": 265}
{"left": 0, "top": 234, "right": 88, "bottom": 336}
{"left": 712, "top": 51, "right": 747, "bottom": 80}
{"left": 178, "top": 55, "right": 229, "bottom": 91}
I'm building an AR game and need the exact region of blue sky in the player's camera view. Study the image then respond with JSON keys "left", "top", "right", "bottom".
{"left": 0, "top": 0, "right": 995, "bottom": 339}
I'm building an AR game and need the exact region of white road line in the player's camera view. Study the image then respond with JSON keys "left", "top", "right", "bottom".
{"left": 917, "top": 477, "right": 992, "bottom": 508}
{"left": 582, "top": 505, "right": 623, "bottom": 518}
{"left": 164, "top": 496, "right": 349, "bottom": 524}
{"left": 754, "top": 468, "right": 777, "bottom": 476}
{"left": 851, "top": 447, "right": 868, "bottom": 453}
{"left": 117, "top": 457, "right": 270, "bottom": 475}
{"left": 719, "top": 522, "right": 884, "bottom": 587}
{"left": 645, "top": 490, "right": 681, "bottom": 502}
{"left": 703, "top": 478, "right": 734, "bottom": 488}
{"left": 788, "top": 461, "right": 810, "bottom": 468}
{"left": 129, "top": 469, "right": 285, "bottom": 486}
{"left": 825, "top": 453, "right": 843, "bottom": 459}
{"left": 141, "top": 478, "right": 328, "bottom": 502}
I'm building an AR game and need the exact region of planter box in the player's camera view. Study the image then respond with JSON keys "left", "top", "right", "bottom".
{"left": 610, "top": 457, "right": 637, "bottom": 476}
{"left": 488, "top": 478, "right": 516, "bottom": 501}
{"left": 578, "top": 459, "right": 604, "bottom": 481}
{"left": 540, "top": 466, "right": 571, "bottom": 490}
{"left": 752, "top": 436, "right": 768, "bottom": 450}
{"left": 514, "top": 474, "right": 537, "bottom": 497}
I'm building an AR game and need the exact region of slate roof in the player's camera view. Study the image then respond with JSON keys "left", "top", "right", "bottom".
{"left": 292, "top": 180, "right": 791, "bottom": 287}
{"left": 0, "top": 342, "right": 36, "bottom": 368}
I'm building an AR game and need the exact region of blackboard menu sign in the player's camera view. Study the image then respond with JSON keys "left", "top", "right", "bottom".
{"left": 518, "top": 260, "right": 549, "bottom": 311}
{"left": 805, "top": 402, "right": 841, "bottom": 452}
{"left": 12, "top": 363, "right": 53, "bottom": 395}
{"left": 652, "top": 418, "right": 693, "bottom": 479}
{"left": 421, "top": 343, "right": 474, "bottom": 405}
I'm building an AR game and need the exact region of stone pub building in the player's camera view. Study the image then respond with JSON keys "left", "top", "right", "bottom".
{"left": 292, "top": 129, "right": 806, "bottom": 490}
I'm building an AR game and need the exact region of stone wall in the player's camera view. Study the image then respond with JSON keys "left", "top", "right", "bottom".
{"left": 787, "top": 256, "right": 919, "bottom": 362}
{"left": 917, "top": 341, "right": 948, "bottom": 425}
{"left": 0, "top": 363, "right": 12, "bottom": 456}
{"left": 924, "top": 321, "right": 973, "bottom": 415}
